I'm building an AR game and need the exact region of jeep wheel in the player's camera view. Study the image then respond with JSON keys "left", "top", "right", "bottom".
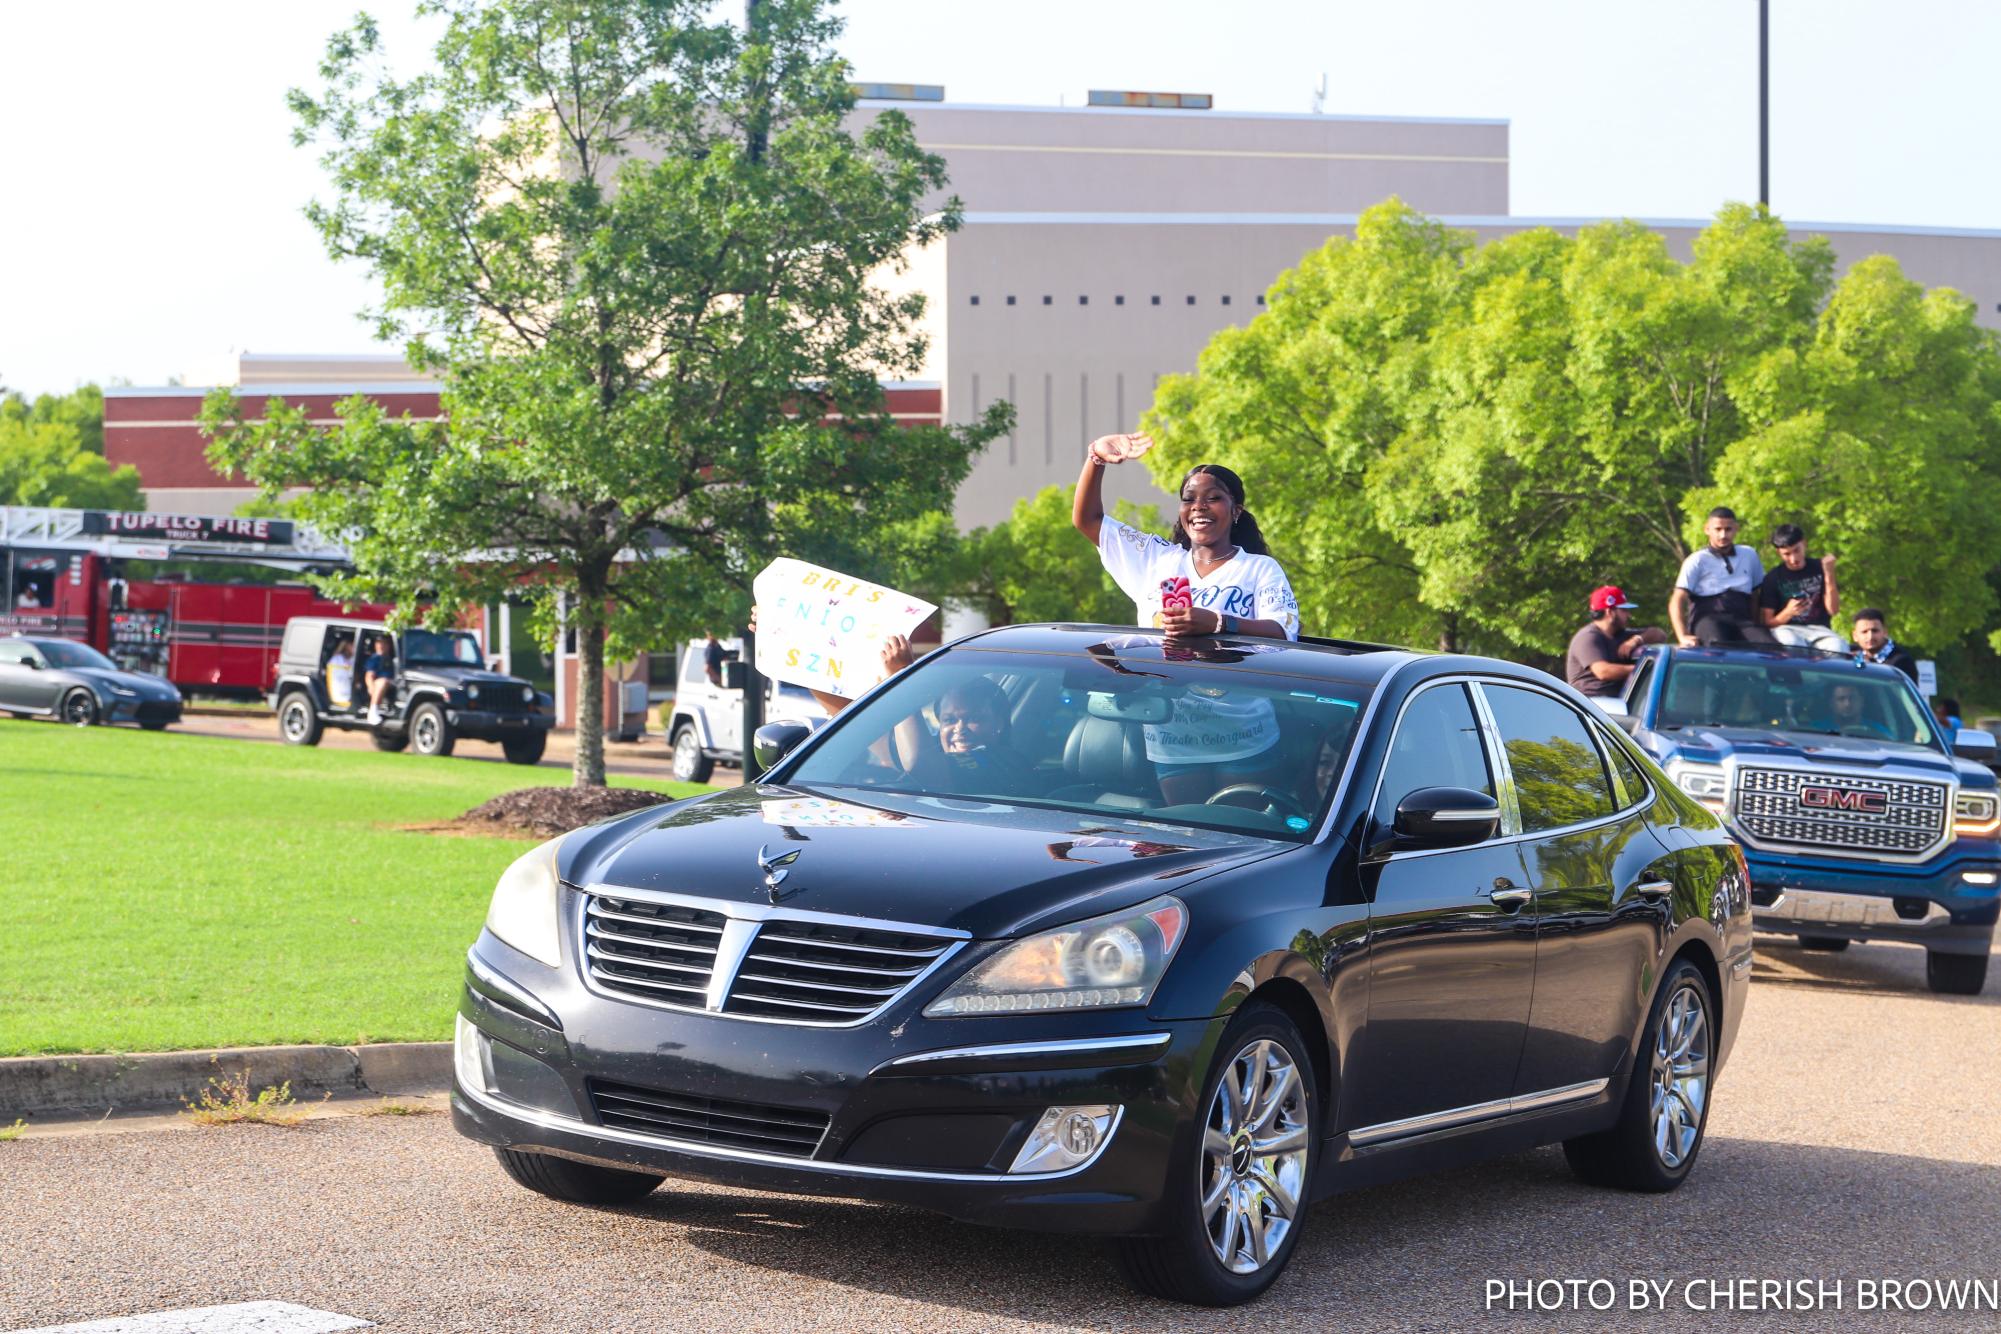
{"left": 492, "top": 1147, "right": 664, "bottom": 1206}
{"left": 371, "top": 730, "right": 409, "bottom": 752}
{"left": 1563, "top": 958, "right": 1714, "bottom": 1192}
{"left": 62, "top": 690, "right": 100, "bottom": 727}
{"left": 1926, "top": 950, "right": 1989, "bottom": 996}
{"left": 670, "top": 724, "right": 713, "bottom": 783}
{"left": 409, "top": 701, "right": 455, "bottom": 757}
{"left": 1799, "top": 936, "right": 1850, "bottom": 952}
{"left": 278, "top": 692, "right": 322, "bottom": 746}
{"left": 502, "top": 733, "right": 547, "bottom": 766}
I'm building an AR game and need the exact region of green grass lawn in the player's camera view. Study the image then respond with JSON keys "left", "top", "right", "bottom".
{"left": 0, "top": 721, "right": 708, "bottom": 1056}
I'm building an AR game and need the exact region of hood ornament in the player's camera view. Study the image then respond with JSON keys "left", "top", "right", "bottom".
{"left": 758, "top": 845, "right": 802, "bottom": 904}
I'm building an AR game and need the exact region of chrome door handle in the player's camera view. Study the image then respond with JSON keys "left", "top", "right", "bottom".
{"left": 1487, "top": 880, "right": 1532, "bottom": 908}
{"left": 1636, "top": 880, "right": 1673, "bottom": 901}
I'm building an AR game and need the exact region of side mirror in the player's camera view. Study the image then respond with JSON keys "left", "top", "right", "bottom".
{"left": 721, "top": 659, "right": 750, "bottom": 691}
{"left": 753, "top": 721, "right": 812, "bottom": 772}
{"left": 1953, "top": 727, "right": 1998, "bottom": 762}
{"left": 1391, "top": 787, "right": 1500, "bottom": 849}
{"left": 21, "top": 659, "right": 41, "bottom": 671}
{"left": 1589, "top": 696, "right": 1629, "bottom": 719}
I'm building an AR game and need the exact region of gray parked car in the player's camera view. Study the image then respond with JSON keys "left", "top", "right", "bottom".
{"left": 0, "top": 635, "right": 183, "bottom": 728}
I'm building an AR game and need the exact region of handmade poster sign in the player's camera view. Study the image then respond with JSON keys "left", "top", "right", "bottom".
{"left": 753, "top": 557, "right": 937, "bottom": 699}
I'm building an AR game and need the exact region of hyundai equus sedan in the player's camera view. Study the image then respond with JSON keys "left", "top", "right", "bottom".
{"left": 452, "top": 625, "right": 1751, "bottom": 1305}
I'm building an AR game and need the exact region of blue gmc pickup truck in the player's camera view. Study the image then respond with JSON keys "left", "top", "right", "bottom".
{"left": 1597, "top": 644, "right": 1999, "bottom": 994}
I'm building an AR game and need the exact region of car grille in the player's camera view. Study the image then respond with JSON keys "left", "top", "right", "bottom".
{"left": 584, "top": 897, "right": 728, "bottom": 1007}
{"left": 1734, "top": 766, "right": 1948, "bottom": 858}
{"left": 588, "top": 1079, "right": 830, "bottom": 1157}
{"left": 581, "top": 894, "right": 960, "bottom": 1026}
{"left": 134, "top": 701, "right": 179, "bottom": 724}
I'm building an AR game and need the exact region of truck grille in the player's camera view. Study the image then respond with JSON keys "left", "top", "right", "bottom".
{"left": 588, "top": 1079, "right": 829, "bottom": 1157}
{"left": 581, "top": 893, "right": 962, "bottom": 1026}
{"left": 1734, "top": 766, "right": 1948, "bottom": 858}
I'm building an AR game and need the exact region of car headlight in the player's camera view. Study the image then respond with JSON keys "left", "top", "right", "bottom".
{"left": 108, "top": 685, "right": 137, "bottom": 698}
{"left": 924, "top": 896, "right": 1187, "bottom": 1017}
{"left": 467, "top": 683, "right": 481, "bottom": 701}
{"left": 484, "top": 835, "right": 566, "bottom": 967}
{"left": 1955, "top": 791, "right": 1999, "bottom": 835}
{"left": 1672, "top": 764, "right": 1728, "bottom": 801}
{"left": 522, "top": 685, "right": 535, "bottom": 704}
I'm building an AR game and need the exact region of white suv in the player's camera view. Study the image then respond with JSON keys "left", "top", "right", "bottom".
{"left": 664, "top": 638, "right": 828, "bottom": 782}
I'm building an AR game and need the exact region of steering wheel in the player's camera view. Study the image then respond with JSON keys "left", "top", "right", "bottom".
{"left": 1205, "top": 783, "right": 1312, "bottom": 825}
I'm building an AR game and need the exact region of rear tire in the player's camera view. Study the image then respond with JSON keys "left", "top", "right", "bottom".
{"left": 278, "top": 692, "right": 321, "bottom": 746}
{"left": 371, "top": 730, "right": 409, "bottom": 752}
{"left": 492, "top": 1148, "right": 664, "bottom": 1206}
{"left": 409, "top": 701, "right": 455, "bottom": 757}
{"left": 670, "top": 724, "right": 713, "bottom": 783}
{"left": 1564, "top": 958, "right": 1714, "bottom": 1192}
{"left": 62, "top": 690, "right": 100, "bottom": 727}
{"left": 1115, "top": 1001, "right": 1318, "bottom": 1306}
{"left": 1798, "top": 936, "right": 1850, "bottom": 952}
{"left": 1926, "top": 950, "right": 1989, "bottom": 996}
{"left": 502, "top": 733, "right": 547, "bottom": 765}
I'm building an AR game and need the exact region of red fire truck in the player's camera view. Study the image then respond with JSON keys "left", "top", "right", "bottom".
{"left": 0, "top": 506, "right": 394, "bottom": 697}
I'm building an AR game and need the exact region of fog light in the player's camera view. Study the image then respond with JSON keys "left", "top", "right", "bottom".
{"left": 455, "top": 1014, "right": 490, "bottom": 1094}
{"left": 1008, "top": 1104, "right": 1117, "bottom": 1174}
{"left": 1964, "top": 872, "right": 1998, "bottom": 886}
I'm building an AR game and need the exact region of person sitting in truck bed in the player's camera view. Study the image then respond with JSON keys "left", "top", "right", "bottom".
{"left": 1669, "top": 507, "right": 1776, "bottom": 647}
{"left": 1757, "top": 523, "right": 1844, "bottom": 651}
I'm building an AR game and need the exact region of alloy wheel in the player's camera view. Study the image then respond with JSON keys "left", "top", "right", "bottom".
{"left": 63, "top": 692, "right": 98, "bottom": 726}
{"left": 1648, "top": 980, "right": 1710, "bottom": 1169}
{"left": 282, "top": 701, "right": 310, "bottom": 741}
{"left": 1200, "top": 1037, "right": 1310, "bottom": 1275}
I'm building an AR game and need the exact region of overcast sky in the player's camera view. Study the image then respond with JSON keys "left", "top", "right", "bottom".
{"left": 4, "top": 0, "right": 1995, "bottom": 395}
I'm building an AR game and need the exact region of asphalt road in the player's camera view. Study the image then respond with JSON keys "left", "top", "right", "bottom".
{"left": 3, "top": 937, "right": 1997, "bottom": 1333}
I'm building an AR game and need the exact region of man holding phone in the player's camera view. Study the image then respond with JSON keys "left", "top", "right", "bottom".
{"left": 1758, "top": 523, "right": 1844, "bottom": 651}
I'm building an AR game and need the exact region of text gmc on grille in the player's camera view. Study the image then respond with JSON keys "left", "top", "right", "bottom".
{"left": 1734, "top": 766, "right": 1947, "bottom": 856}
{"left": 582, "top": 895, "right": 957, "bottom": 1024}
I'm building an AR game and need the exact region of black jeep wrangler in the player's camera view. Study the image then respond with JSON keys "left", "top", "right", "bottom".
{"left": 270, "top": 616, "right": 554, "bottom": 764}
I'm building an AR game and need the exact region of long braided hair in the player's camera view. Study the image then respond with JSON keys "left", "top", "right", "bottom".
{"left": 1169, "top": 464, "right": 1270, "bottom": 556}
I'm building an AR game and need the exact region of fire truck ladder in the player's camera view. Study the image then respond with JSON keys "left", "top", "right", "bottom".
{"left": 0, "top": 507, "right": 91, "bottom": 544}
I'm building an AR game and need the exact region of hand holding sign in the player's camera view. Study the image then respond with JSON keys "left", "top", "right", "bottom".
{"left": 753, "top": 558, "right": 937, "bottom": 700}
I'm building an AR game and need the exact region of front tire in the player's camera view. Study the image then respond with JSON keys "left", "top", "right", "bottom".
{"left": 370, "top": 730, "right": 409, "bottom": 752}
{"left": 62, "top": 690, "right": 100, "bottom": 727}
{"left": 278, "top": 691, "right": 322, "bottom": 746}
{"left": 1564, "top": 958, "right": 1714, "bottom": 1192}
{"left": 1926, "top": 950, "right": 1989, "bottom": 996}
{"left": 1799, "top": 936, "right": 1850, "bottom": 952}
{"left": 492, "top": 1147, "right": 664, "bottom": 1206}
{"left": 409, "top": 701, "right": 455, "bottom": 757}
{"left": 502, "top": 733, "right": 547, "bottom": 765}
{"left": 1115, "top": 1002, "right": 1317, "bottom": 1306}
{"left": 670, "top": 723, "right": 714, "bottom": 783}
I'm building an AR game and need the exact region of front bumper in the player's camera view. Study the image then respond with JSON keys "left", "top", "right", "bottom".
{"left": 106, "top": 696, "right": 181, "bottom": 726}
{"left": 446, "top": 707, "right": 554, "bottom": 738}
{"left": 1746, "top": 844, "right": 2001, "bottom": 953}
{"left": 452, "top": 934, "right": 1213, "bottom": 1233}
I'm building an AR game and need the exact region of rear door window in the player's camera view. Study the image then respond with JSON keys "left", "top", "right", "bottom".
{"left": 1482, "top": 685, "right": 1619, "bottom": 832}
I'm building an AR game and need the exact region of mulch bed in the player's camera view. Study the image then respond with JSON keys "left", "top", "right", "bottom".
{"left": 409, "top": 785, "right": 673, "bottom": 841}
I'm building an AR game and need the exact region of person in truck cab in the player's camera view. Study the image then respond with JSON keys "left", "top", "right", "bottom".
{"left": 1805, "top": 679, "right": 1895, "bottom": 741}
{"left": 362, "top": 634, "right": 396, "bottom": 725}
{"left": 326, "top": 637, "right": 356, "bottom": 710}
{"left": 1851, "top": 608, "right": 1918, "bottom": 682}
{"left": 1669, "top": 507, "right": 1775, "bottom": 647}
{"left": 1758, "top": 524, "right": 1843, "bottom": 651}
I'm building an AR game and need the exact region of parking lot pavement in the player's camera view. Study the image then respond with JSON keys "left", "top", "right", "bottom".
{"left": 2, "top": 939, "right": 1996, "bottom": 1334}
{"left": 162, "top": 712, "right": 739, "bottom": 785}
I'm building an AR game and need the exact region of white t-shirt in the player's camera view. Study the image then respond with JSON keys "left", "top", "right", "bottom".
{"left": 1096, "top": 517, "right": 1302, "bottom": 765}
{"left": 327, "top": 654, "right": 354, "bottom": 708}
{"left": 1675, "top": 545, "right": 1763, "bottom": 599}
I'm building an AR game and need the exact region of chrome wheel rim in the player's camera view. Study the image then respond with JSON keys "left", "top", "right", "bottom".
{"left": 282, "top": 702, "right": 308, "bottom": 740}
{"left": 1649, "top": 980, "right": 1710, "bottom": 1170}
{"left": 415, "top": 712, "right": 439, "bottom": 752}
{"left": 673, "top": 731, "right": 698, "bottom": 777}
{"left": 1201, "top": 1037, "right": 1309, "bottom": 1275}
{"left": 64, "top": 693, "right": 96, "bottom": 726}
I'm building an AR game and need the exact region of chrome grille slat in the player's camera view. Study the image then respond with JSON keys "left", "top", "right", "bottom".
{"left": 1733, "top": 765, "right": 1951, "bottom": 861}
{"left": 580, "top": 892, "right": 962, "bottom": 1026}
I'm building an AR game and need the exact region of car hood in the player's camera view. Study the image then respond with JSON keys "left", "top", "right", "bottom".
{"left": 558, "top": 784, "right": 1289, "bottom": 939}
{"left": 404, "top": 667, "right": 527, "bottom": 689}
{"left": 1656, "top": 725, "right": 1960, "bottom": 776}
{"left": 71, "top": 667, "right": 179, "bottom": 699}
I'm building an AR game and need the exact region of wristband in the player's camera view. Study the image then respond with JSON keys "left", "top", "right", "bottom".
{"left": 1219, "top": 613, "right": 1238, "bottom": 635}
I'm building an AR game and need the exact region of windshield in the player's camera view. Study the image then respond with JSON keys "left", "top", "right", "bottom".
{"left": 784, "top": 644, "right": 1369, "bottom": 842}
{"left": 1658, "top": 657, "right": 1938, "bottom": 748}
{"left": 401, "top": 628, "right": 483, "bottom": 667}
{"left": 39, "top": 640, "right": 118, "bottom": 671}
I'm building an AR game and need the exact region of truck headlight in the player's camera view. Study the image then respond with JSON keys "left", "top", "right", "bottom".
{"left": 484, "top": 835, "right": 565, "bottom": 967}
{"left": 467, "top": 683, "right": 481, "bottom": 701}
{"left": 1955, "top": 791, "right": 1999, "bottom": 836}
{"left": 925, "top": 896, "right": 1186, "bottom": 1017}
{"left": 1672, "top": 764, "right": 1728, "bottom": 802}
{"left": 522, "top": 685, "right": 535, "bottom": 703}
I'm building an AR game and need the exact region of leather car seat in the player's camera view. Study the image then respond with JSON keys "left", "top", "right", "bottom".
{"left": 1046, "top": 714, "right": 1158, "bottom": 810}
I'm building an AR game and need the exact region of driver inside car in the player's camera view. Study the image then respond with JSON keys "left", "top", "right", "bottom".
{"left": 1806, "top": 680, "right": 1895, "bottom": 740}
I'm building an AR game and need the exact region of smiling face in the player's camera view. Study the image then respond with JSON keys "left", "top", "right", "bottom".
{"left": 937, "top": 688, "right": 1004, "bottom": 754}
{"left": 1704, "top": 514, "right": 1739, "bottom": 551}
{"left": 1180, "top": 471, "right": 1240, "bottom": 548}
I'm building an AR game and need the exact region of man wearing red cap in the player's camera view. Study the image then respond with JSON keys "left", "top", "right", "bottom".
{"left": 1566, "top": 586, "right": 1659, "bottom": 697}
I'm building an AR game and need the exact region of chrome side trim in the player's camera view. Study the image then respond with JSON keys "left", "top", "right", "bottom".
{"left": 459, "top": 1078, "right": 1125, "bottom": 1183}
{"left": 1347, "top": 1077, "right": 1610, "bottom": 1147}
{"left": 880, "top": 1033, "right": 1172, "bottom": 1070}
{"left": 1429, "top": 808, "right": 1499, "bottom": 823}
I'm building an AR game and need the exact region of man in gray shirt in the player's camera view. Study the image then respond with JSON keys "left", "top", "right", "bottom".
{"left": 1669, "top": 507, "right": 1776, "bottom": 646}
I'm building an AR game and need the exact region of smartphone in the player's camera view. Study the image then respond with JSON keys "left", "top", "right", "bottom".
{"left": 1160, "top": 576, "right": 1193, "bottom": 612}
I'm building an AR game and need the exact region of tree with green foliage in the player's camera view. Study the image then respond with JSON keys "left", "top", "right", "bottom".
{"left": 0, "top": 382, "right": 140, "bottom": 510}
{"left": 952, "top": 485, "right": 1161, "bottom": 626}
{"left": 201, "top": 0, "right": 1008, "bottom": 786}
{"left": 1144, "top": 199, "right": 2001, "bottom": 658}
{"left": 1, "top": 385, "right": 106, "bottom": 457}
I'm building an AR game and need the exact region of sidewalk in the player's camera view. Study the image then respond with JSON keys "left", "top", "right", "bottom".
{"left": 166, "top": 711, "right": 740, "bottom": 784}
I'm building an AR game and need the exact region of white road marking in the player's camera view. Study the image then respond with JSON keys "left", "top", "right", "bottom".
{"left": 9, "top": 1301, "right": 374, "bottom": 1334}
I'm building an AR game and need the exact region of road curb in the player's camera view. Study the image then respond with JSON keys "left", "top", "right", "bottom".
{"left": 0, "top": 1041, "right": 452, "bottom": 1119}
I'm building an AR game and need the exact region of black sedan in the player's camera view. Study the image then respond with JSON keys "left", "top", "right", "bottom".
{"left": 452, "top": 625, "right": 1750, "bottom": 1305}
{"left": 0, "top": 635, "right": 182, "bottom": 728}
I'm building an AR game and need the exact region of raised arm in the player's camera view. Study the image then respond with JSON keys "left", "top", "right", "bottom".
{"left": 1821, "top": 554, "right": 1840, "bottom": 617}
{"left": 1073, "top": 433, "right": 1153, "bottom": 545}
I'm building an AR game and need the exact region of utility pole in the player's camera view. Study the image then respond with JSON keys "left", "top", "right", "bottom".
{"left": 1759, "top": 0, "right": 1770, "bottom": 207}
{"left": 739, "top": 0, "right": 767, "bottom": 778}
